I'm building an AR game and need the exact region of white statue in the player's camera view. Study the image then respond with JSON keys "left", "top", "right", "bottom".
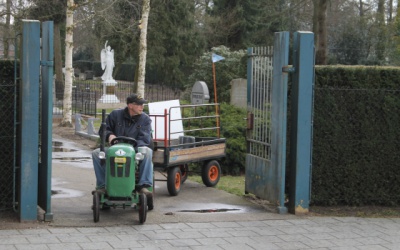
{"left": 100, "top": 41, "right": 115, "bottom": 82}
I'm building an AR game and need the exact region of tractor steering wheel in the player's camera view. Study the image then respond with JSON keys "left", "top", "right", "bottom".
{"left": 110, "top": 136, "right": 138, "bottom": 147}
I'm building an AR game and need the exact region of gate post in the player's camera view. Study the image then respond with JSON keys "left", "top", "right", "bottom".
{"left": 20, "top": 20, "right": 40, "bottom": 221}
{"left": 39, "top": 21, "right": 54, "bottom": 221}
{"left": 288, "top": 31, "right": 315, "bottom": 214}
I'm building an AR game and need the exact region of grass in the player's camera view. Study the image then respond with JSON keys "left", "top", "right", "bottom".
{"left": 188, "top": 175, "right": 246, "bottom": 196}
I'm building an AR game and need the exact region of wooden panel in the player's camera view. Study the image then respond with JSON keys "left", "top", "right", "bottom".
{"left": 152, "top": 150, "right": 165, "bottom": 164}
{"left": 169, "top": 143, "right": 225, "bottom": 164}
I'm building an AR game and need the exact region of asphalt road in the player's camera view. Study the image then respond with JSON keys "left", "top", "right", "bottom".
{"left": 48, "top": 134, "right": 295, "bottom": 227}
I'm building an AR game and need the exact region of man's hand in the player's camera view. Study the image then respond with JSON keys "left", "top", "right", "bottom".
{"left": 108, "top": 134, "right": 116, "bottom": 144}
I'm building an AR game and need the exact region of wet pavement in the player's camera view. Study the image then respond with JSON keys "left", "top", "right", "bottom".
{"left": 49, "top": 134, "right": 291, "bottom": 227}
{"left": 1, "top": 134, "right": 400, "bottom": 249}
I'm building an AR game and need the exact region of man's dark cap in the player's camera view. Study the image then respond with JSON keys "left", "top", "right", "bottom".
{"left": 127, "top": 94, "right": 147, "bottom": 105}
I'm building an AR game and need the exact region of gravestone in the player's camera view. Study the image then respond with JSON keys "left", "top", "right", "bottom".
{"left": 191, "top": 81, "right": 210, "bottom": 104}
{"left": 230, "top": 78, "right": 247, "bottom": 108}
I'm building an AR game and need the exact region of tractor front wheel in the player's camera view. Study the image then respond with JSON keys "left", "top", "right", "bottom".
{"left": 138, "top": 193, "right": 147, "bottom": 224}
{"left": 92, "top": 192, "right": 100, "bottom": 222}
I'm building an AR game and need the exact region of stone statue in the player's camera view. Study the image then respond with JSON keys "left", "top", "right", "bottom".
{"left": 100, "top": 41, "right": 115, "bottom": 82}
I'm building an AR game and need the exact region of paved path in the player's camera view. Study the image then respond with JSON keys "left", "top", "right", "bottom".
{"left": 2, "top": 134, "right": 400, "bottom": 249}
{"left": 1, "top": 217, "right": 400, "bottom": 249}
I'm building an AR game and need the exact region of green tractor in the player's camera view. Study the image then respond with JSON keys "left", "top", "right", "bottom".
{"left": 92, "top": 111, "right": 153, "bottom": 224}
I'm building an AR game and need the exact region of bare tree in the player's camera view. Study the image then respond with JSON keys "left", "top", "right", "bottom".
{"left": 137, "top": 0, "right": 150, "bottom": 98}
{"left": 2, "top": 0, "right": 12, "bottom": 59}
{"left": 54, "top": 18, "right": 64, "bottom": 100}
{"left": 314, "top": 0, "right": 328, "bottom": 65}
{"left": 60, "top": 0, "right": 74, "bottom": 127}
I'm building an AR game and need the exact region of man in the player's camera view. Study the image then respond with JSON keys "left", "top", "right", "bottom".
{"left": 92, "top": 94, "right": 153, "bottom": 208}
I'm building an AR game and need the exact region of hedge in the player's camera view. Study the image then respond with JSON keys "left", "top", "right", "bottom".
{"left": 311, "top": 66, "right": 400, "bottom": 206}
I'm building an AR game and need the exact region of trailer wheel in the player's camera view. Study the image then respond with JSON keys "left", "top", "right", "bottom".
{"left": 180, "top": 164, "right": 189, "bottom": 184}
{"left": 92, "top": 192, "right": 100, "bottom": 223}
{"left": 167, "top": 167, "right": 182, "bottom": 196}
{"left": 202, "top": 160, "right": 221, "bottom": 187}
{"left": 138, "top": 193, "right": 147, "bottom": 224}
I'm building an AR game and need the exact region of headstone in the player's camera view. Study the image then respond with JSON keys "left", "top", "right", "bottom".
{"left": 74, "top": 68, "right": 81, "bottom": 77}
{"left": 85, "top": 70, "right": 94, "bottom": 80}
{"left": 79, "top": 73, "right": 86, "bottom": 81}
{"left": 230, "top": 78, "right": 247, "bottom": 108}
{"left": 191, "top": 81, "right": 210, "bottom": 104}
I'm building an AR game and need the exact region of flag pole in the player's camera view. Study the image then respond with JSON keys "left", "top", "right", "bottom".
{"left": 212, "top": 61, "right": 220, "bottom": 138}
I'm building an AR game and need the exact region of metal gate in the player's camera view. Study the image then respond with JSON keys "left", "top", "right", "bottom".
{"left": 245, "top": 32, "right": 314, "bottom": 214}
{"left": 245, "top": 46, "right": 274, "bottom": 196}
{"left": 245, "top": 32, "right": 289, "bottom": 214}
{"left": 0, "top": 20, "right": 54, "bottom": 221}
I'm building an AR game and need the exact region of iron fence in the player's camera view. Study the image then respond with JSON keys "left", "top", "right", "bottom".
{"left": 54, "top": 81, "right": 182, "bottom": 117}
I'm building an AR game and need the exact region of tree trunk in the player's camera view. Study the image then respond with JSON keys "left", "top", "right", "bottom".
{"left": 3, "top": 0, "right": 11, "bottom": 59}
{"left": 137, "top": 0, "right": 150, "bottom": 98}
{"left": 359, "top": 0, "right": 364, "bottom": 16}
{"left": 54, "top": 22, "right": 64, "bottom": 100}
{"left": 376, "top": 0, "right": 386, "bottom": 62}
{"left": 388, "top": 0, "right": 393, "bottom": 22}
{"left": 60, "top": 0, "right": 74, "bottom": 127}
{"left": 315, "top": 0, "right": 328, "bottom": 65}
{"left": 312, "top": 0, "right": 319, "bottom": 49}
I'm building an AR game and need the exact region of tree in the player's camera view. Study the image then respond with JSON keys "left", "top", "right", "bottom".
{"left": 375, "top": 0, "right": 386, "bottom": 62}
{"left": 314, "top": 0, "right": 328, "bottom": 65}
{"left": 25, "top": 0, "right": 67, "bottom": 99}
{"left": 137, "top": 0, "right": 150, "bottom": 98}
{"left": 2, "top": 0, "right": 11, "bottom": 59}
{"left": 146, "top": 0, "right": 206, "bottom": 88}
{"left": 75, "top": 1, "right": 141, "bottom": 75}
{"left": 209, "top": 0, "right": 269, "bottom": 49}
{"left": 60, "top": 0, "right": 74, "bottom": 127}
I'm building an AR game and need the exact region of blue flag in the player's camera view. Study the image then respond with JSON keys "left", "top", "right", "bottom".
{"left": 212, "top": 53, "right": 225, "bottom": 63}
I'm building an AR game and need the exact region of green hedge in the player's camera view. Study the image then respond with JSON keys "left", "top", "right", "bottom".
{"left": 311, "top": 66, "right": 400, "bottom": 206}
{"left": 179, "top": 102, "right": 246, "bottom": 175}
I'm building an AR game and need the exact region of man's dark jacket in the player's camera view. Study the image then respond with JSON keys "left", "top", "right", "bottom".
{"left": 100, "top": 107, "right": 152, "bottom": 148}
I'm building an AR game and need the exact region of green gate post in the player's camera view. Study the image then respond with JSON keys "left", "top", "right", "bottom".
{"left": 39, "top": 21, "right": 54, "bottom": 221}
{"left": 289, "top": 31, "right": 315, "bottom": 214}
{"left": 20, "top": 20, "right": 40, "bottom": 221}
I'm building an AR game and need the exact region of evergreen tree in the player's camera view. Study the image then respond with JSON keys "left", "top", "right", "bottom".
{"left": 209, "top": 0, "right": 270, "bottom": 49}
{"left": 146, "top": 0, "right": 206, "bottom": 88}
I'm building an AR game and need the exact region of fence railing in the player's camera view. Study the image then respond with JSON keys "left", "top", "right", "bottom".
{"left": 53, "top": 81, "right": 182, "bottom": 117}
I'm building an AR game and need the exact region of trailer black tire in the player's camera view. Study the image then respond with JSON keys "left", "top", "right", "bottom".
{"left": 167, "top": 167, "right": 182, "bottom": 196}
{"left": 180, "top": 164, "right": 189, "bottom": 184}
{"left": 202, "top": 160, "right": 221, "bottom": 187}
